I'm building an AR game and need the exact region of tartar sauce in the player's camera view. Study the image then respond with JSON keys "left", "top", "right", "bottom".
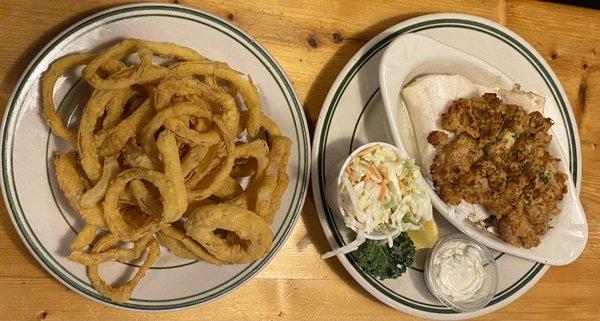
{"left": 432, "top": 241, "right": 486, "bottom": 301}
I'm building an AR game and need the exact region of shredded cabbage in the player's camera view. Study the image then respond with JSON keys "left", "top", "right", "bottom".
{"left": 321, "top": 145, "right": 432, "bottom": 259}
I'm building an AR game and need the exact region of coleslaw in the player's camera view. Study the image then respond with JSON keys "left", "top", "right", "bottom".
{"left": 322, "top": 144, "right": 432, "bottom": 259}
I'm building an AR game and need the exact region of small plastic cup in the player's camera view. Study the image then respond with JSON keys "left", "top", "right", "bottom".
{"left": 424, "top": 233, "right": 499, "bottom": 312}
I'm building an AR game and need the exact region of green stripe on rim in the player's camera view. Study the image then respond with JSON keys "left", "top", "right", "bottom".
{"left": 1, "top": 5, "right": 309, "bottom": 310}
{"left": 317, "top": 19, "right": 577, "bottom": 314}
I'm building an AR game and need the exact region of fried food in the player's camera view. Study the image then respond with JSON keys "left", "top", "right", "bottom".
{"left": 87, "top": 233, "right": 161, "bottom": 304}
{"left": 80, "top": 154, "right": 120, "bottom": 207}
{"left": 70, "top": 224, "right": 99, "bottom": 252}
{"left": 157, "top": 224, "right": 223, "bottom": 265}
{"left": 43, "top": 38, "right": 292, "bottom": 303}
{"left": 429, "top": 93, "right": 567, "bottom": 248}
{"left": 185, "top": 204, "right": 273, "bottom": 264}
{"left": 53, "top": 152, "right": 106, "bottom": 228}
{"left": 42, "top": 53, "right": 96, "bottom": 147}
{"left": 156, "top": 225, "right": 198, "bottom": 260}
{"left": 170, "top": 61, "right": 261, "bottom": 136}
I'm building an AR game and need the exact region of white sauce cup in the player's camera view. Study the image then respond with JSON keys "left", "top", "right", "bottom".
{"left": 424, "top": 233, "right": 499, "bottom": 312}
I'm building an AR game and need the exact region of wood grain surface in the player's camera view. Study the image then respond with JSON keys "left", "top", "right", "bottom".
{"left": 0, "top": 0, "right": 598, "bottom": 320}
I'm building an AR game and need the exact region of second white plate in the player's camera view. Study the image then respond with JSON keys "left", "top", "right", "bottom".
{"left": 312, "top": 13, "right": 581, "bottom": 319}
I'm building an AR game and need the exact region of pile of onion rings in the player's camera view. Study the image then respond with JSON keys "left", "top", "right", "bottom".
{"left": 43, "top": 39, "right": 292, "bottom": 303}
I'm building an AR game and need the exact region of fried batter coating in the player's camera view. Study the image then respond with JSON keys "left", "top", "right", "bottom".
{"left": 430, "top": 93, "right": 567, "bottom": 248}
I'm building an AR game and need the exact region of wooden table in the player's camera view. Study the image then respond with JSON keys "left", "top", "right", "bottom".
{"left": 0, "top": 1, "right": 598, "bottom": 320}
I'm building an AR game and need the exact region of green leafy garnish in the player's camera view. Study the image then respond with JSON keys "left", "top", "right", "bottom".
{"left": 540, "top": 175, "right": 550, "bottom": 185}
{"left": 355, "top": 232, "right": 416, "bottom": 280}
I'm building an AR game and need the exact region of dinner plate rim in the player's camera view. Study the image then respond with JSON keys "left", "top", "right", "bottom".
{"left": 311, "top": 12, "right": 580, "bottom": 320}
{"left": 0, "top": 3, "right": 310, "bottom": 312}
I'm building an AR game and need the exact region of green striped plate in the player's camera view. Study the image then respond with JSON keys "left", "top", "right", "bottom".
{"left": 0, "top": 3, "right": 310, "bottom": 311}
{"left": 311, "top": 13, "right": 581, "bottom": 319}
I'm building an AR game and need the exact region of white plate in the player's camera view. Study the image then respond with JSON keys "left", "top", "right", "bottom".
{"left": 312, "top": 13, "right": 581, "bottom": 319}
{"left": 0, "top": 3, "right": 310, "bottom": 311}
{"left": 379, "top": 33, "right": 587, "bottom": 266}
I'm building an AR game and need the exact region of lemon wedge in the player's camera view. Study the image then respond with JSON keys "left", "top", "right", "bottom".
{"left": 407, "top": 218, "right": 439, "bottom": 249}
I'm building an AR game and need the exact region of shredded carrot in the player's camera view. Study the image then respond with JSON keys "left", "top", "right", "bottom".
{"left": 364, "top": 171, "right": 371, "bottom": 180}
{"left": 370, "top": 164, "right": 383, "bottom": 183}
{"left": 379, "top": 180, "right": 387, "bottom": 201}
{"left": 356, "top": 146, "right": 376, "bottom": 157}
{"left": 345, "top": 165, "right": 352, "bottom": 178}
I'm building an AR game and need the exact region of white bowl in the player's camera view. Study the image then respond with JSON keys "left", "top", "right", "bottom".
{"left": 326, "top": 142, "right": 423, "bottom": 241}
{"left": 379, "top": 33, "right": 587, "bottom": 265}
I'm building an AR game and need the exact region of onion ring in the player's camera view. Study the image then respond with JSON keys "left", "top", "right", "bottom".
{"left": 156, "top": 130, "right": 188, "bottom": 216}
{"left": 53, "top": 152, "right": 106, "bottom": 227}
{"left": 170, "top": 61, "right": 261, "bottom": 136}
{"left": 258, "top": 136, "right": 292, "bottom": 223}
{"left": 87, "top": 233, "right": 160, "bottom": 303}
{"left": 100, "top": 59, "right": 128, "bottom": 77}
{"left": 158, "top": 224, "right": 223, "bottom": 265}
{"left": 153, "top": 77, "right": 239, "bottom": 135}
{"left": 225, "top": 140, "right": 270, "bottom": 211}
{"left": 103, "top": 169, "right": 177, "bottom": 240}
{"left": 83, "top": 39, "right": 168, "bottom": 89}
{"left": 80, "top": 154, "right": 120, "bottom": 207}
{"left": 260, "top": 112, "right": 282, "bottom": 136}
{"left": 156, "top": 225, "right": 197, "bottom": 260}
{"left": 140, "top": 101, "right": 214, "bottom": 157}
{"left": 70, "top": 224, "right": 99, "bottom": 252}
{"left": 42, "top": 53, "right": 96, "bottom": 146}
{"left": 186, "top": 121, "right": 235, "bottom": 201}
{"left": 164, "top": 117, "right": 221, "bottom": 147}
{"left": 129, "top": 179, "right": 162, "bottom": 217}
{"left": 118, "top": 186, "right": 137, "bottom": 205}
{"left": 181, "top": 145, "right": 208, "bottom": 178}
{"left": 77, "top": 89, "right": 125, "bottom": 181}
{"left": 99, "top": 98, "right": 155, "bottom": 156}
{"left": 212, "top": 177, "right": 243, "bottom": 201}
{"left": 122, "top": 139, "right": 159, "bottom": 170}
{"left": 69, "top": 232, "right": 154, "bottom": 265}
{"left": 184, "top": 204, "right": 273, "bottom": 264}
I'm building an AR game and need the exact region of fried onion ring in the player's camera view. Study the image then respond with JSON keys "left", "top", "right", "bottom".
{"left": 87, "top": 234, "right": 160, "bottom": 303}
{"left": 153, "top": 77, "right": 239, "bottom": 135}
{"left": 44, "top": 38, "right": 292, "bottom": 304}
{"left": 181, "top": 145, "right": 208, "bottom": 178}
{"left": 83, "top": 39, "right": 168, "bottom": 89}
{"left": 140, "top": 101, "right": 214, "bottom": 157}
{"left": 69, "top": 232, "right": 154, "bottom": 265}
{"left": 184, "top": 204, "right": 273, "bottom": 264}
{"left": 158, "top": 224, "right": 223, "bottom": 265}
{"left": 170, "top": 61, "right": 261, "bottom": 136}
{"left": 156, "top": 130, "right": 187, "bottom": 216}
{"left": 70, "top": 224, "right": 99, "bottom": 252}
{"left": 53, "top": 152, "right": 106, "bottom": 227}
{"left": 80, "top": 154, "right": 120, "bottom": 207}
{"left": 103, "top": 169, "right": 177, "bottom": 240}
{"left": 156, "top": 225, "right": 197, "bottom": 260}
{"left": 212, "top": 177, "right": 243, "bottom": 201}
{"left": 98, "top": 99, "right": 155, "bottom": 156}
{"left": 258, "top": 136, "right": 292, "bottom": 223}
{"left": 42, "top": 53, "right": 96, "bottom": 146}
